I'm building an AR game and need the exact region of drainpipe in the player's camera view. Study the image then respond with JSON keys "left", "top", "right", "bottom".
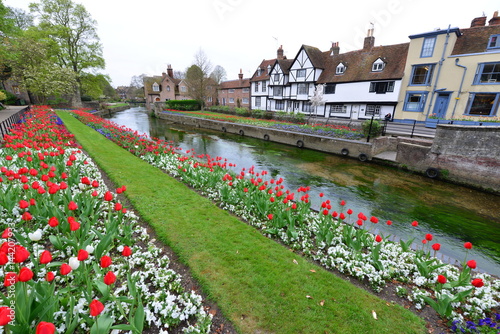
{"left": 451, "top": 58, "right": 467, "bottom": 118}
{"left": 426, "top": 25, "right": 452, "bottom": 118}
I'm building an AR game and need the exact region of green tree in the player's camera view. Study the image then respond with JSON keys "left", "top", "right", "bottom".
{"left": 81, "top": 73, "right": 117, "bottom": 100}
{"left": 8, "top": 34, "right": 77, "bottom": 103}
{"left": 30, "top": 0, "right": 104, "bottom": 106}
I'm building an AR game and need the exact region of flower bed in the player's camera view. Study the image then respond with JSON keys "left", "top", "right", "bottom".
{"left": 162, "top": 110, "right": 363, "bottom": 140}
{"left": 68, "top": 109, "right": 500, "bottom": 332}
{"left": 0, "top": 107, "right": 211, "bottom": 333}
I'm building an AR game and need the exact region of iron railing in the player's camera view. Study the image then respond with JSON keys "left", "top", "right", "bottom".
{"left": 0, "top": 107, "right": 30, "bottom": 140}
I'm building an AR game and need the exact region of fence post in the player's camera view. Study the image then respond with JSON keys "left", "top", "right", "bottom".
{"left": 366, "top": 115, "right": 374, "bottom": 143}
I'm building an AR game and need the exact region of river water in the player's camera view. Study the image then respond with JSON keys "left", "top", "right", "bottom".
{"left": 105, "top": 107, "right": 500, "bottom": 276}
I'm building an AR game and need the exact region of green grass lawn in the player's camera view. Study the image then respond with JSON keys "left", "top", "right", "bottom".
{"left": 58, "top": 111, "right": 427, "bottom": 333}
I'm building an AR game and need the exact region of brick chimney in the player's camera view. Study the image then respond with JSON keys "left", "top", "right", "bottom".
{"left": 470, "top": 15, "right": 487, "bottom": 27}
{"left": 363, "top": 28, "right": 375, "bottom": 50}
{"left": 330, "top": 42, "right": 340, "bottom": 55}
{"left": 277, "top": 45, "right": 284, "bottom": 60}
{"left": 238, "top": 69, "right": 243, "bottom": 81}
{"left": 167, "top": 64, "right": 173, "bottom": 78}
{"left": 489, "top": 11, "right": 500, "bottom": 26}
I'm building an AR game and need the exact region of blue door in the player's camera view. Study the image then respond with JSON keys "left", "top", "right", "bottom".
{"left": 432, "top": 93, "right": 450, "bottom": 119}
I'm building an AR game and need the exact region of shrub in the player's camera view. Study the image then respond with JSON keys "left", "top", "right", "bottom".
{"left": 81, "top": 95, "right": 93, "bottom": 102}
{"left": 235, "top": 107, "right": 250, "bottom": 117}
{"left": 361, "top": 119, "right": 382, "bottom": 138}
{"left": 0, "top": 89, "right": 17, "bottom": 105}
{"left": 251, "top": 109, "right": 265, "bottom": 119}
{"left": 165, "top": 99, "right": 200, "bottom": 111}
{"left": 0, "top": 91, "right": 6, "bottom": 102}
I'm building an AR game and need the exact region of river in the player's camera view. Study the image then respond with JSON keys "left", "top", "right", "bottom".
{"left": 105, "top": 106, "right": 500, "bottom": 276}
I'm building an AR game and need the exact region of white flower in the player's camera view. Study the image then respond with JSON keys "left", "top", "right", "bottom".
{"left": 69, "top": 257, "right": 80, "bottom": 270}
{"left": 85, "top": 245, "right": 95, "bottom": 254}
{"left": 28, "top": 229, "right": 42, "bottom": 241}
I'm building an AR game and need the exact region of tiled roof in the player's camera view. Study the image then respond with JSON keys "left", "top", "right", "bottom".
{"left": 143, "top": 76, "right": 163, "bottom": 95}
{"left": 301, "top": 45, "right": 325, "bottom": 68}
{"left": 277, "top": 59, "right": 293, "bottom": 74}
{"left": 451, "top": 25, "right": 500, "bottom": 55}
{"left": 317, "top": 43, "right": 409, "bottom": 84}
{"left": 219, "top": 78, "right": 251, "bottom": 89}
{"left": 250, "top": 59, "right": 276, "bottom": 81}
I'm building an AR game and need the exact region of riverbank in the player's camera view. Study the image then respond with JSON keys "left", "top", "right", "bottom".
{"left": 154, "top": 108, "right": 500, "bottom": 194}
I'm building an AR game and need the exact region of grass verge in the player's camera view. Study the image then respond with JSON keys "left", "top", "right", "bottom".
{"left": 58, "top": 111, "right": 427, "bottom": 333}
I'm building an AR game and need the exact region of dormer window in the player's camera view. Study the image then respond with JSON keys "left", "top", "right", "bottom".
{"left": 152, "top": 82, "right": 160, "bottom": 92}
{"left": 257, "top": 68, "right": 262, "bottom": 76}
{"left": 372, "top": 58, "right": 385, "bottom": 72}
{"left": 488, "top": 35, "right": 500, "bottom": 49}
{"left": 336, "top": 63, "right": 346, "bottom": 74}
{"left": 267, "top": 65, "right": 271, "bottom": 72}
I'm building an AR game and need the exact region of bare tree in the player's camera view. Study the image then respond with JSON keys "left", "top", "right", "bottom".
{"left": 185, "top": 49, "right": 214, "bottom": 110}
{"left": 6, "top": 7, "right": 34, "bottom": 30}
{"left": 210, "top": 65, "right": 227, "bottom": 85}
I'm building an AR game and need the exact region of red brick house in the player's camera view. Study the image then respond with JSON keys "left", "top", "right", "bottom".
{"left": 218, "top": 70, "right": 251, "bottom": 108}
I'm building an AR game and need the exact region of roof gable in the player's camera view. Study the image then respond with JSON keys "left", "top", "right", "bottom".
{"left": 250, "top": 59, "right": 276, "bottom": 81}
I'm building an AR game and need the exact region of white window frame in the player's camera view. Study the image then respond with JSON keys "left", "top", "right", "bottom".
{"left": 152, "top": 82, "right": 160, "bottom": 92}
{"left": 336, "top": 63, "right": 346, "bottom": 74}
{"left": 372, "top": 58, "right": 385, "bottom": 72}
{"left": 297, "top": 69, "right": 306, "bottom": 77}
{"left": 297, "top": 83, "right": 307, "bottom": 95}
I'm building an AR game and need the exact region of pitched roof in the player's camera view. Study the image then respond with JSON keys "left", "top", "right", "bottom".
{"left": 250, "top": 59, "right": 276, "bottom": 81}
{"left": 317, "top": 43, "right": 409, "bottom": 84}
{"left": 276, "top": 59, "right": 293, "bottom": 74}
{"left": 451, "top": 25, "right": 500, "bottom": 55}
{"left": 219, "top": 78, "right": 251, "bottom": 89}
{"left": 143, "top": 76, "right": 163, "bottom": 95}
{"left": 301, "top": 45, "right": 325, "bottom": 68}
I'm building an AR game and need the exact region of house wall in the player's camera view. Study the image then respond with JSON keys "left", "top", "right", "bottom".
{"left": 219, "top": 87, "right": 251, "bottom": 108}
{"left": 396, "top": 31, "right": 461, "bottom": 121}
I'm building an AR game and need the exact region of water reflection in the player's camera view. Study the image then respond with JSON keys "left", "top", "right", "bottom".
{"left": 105, "top": 107, "right": 500, "bottom": 276}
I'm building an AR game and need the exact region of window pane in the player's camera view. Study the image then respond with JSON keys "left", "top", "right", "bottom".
{"left": 469, "top": 94, "right": 496, "bottom": 115}
{"left": 421, "top": 37, "right": 435, "bottom": 57}
{"left": 479, "top": 63, "right": 500, "bottom": 83}
{"left": 411, "top": 65, "right": 434, "bottom": 85}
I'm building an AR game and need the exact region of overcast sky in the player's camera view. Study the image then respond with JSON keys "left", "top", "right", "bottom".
{"left": 4, "top": 0, "right": 499, "bottom": 87}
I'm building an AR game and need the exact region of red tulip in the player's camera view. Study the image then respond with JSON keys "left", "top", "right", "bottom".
{"left": 77, "top": 249, "right": 89, "bottom": 261}
{"left": 0, "top": 306, "right": 14, "bottom": 326}
{"left": 340, "top": 200, "right": 346, "bottom": 206}
{"left": 45, "top": 272, "right": 55, "bottom": 282}
{"left": 68, "top": 217, "right": 80, "bottom": 231}
{"left": 19, "top": 200, "right": 29, "bottom": 209}
{"left": 432, "top": 243, "right": 441, "bottom": 251}
{"left": 425, "top": 234, "right": 433, "bottom": 241}
{"left": 92, "top": 180, "right": 99, "bottom": 188}
{"left": 467, "top": 260, "right": 477, "bottom": 269}
{"left": 48, "top": 216, "right": 59, "bottom": 227}
{"left": 14, "top": 245, "right": 30, "bottom": 263}
{"left": 1, "top": 228, "right": 11, "bottom": 239}
{"left": 60, "top": 263, "right": 72, "bottom": 275}
{"left": 122, "top": 246, "right": 132, "bottom": 257}
{"left": 40, "top": 250, "right": 52, "bottom": 264}
{"left": 36, "top": 321, "right": 56, "bottom": 334}
{"left": 411, "top": 221, "right": 418, "bottom": 227}
{"left": 89, "top": 299, "right": 104, "bottom": 317}
{"left": 68, "top": 201, "right": 78, "bottom": 211}
{"left": 319, "top": 192, "right": 324, "bottom": 197}
{"left": 339, "top": 213, "right": 346, "bottom": 220}
{"left": 21, "top": 212, "right": 32, "bottom": 221}
{"left": 370, "top": 216, "right": 378, "bottom": 224}
{"left": 267, "top": 214, "right": 273, "bottom": 220}
{"left": 471, "top": 278, "right": 484, "bottom": 288}
{"left": 4, "top": 272, "right": 17, "bottom": 287}
{"left": 356, "top": 219, "right": 363, "bottom": 226}
{"left": 437, "top": 275, "right": 447, "bottom": 284}
{"left": 18, "top": 267, "right": 33, "bottom": 282}
{"left": 81, "top": 176, "right": 90, "bottom": 185}
{"left": 0, "top": 252, "right": 8, "bottom": 265}
{"left": 114, "top": 202, "right": 122, "bottom": 211}
{"left": 347, "top": 209, "right": 353, "bottom": 215}
{"left": 100, "top": 255, "right": 112, "bottom": 268}
{"left": 103, "top": 271, "right": 116, "bottom": 285}
{"left": 375, "top": 235, "right": 382, "bottom": 242}
{"left": 104, "top": 191, "right": 113, "bottom": 201}
{"left": 464, "top": 242, "right": 473, "bottom": 250}
{"left": 386, "top": 220, "right": 392, "bottom": 226}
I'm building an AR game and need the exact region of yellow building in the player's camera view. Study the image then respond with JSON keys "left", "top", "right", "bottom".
{"left": 395, "top": 13, "right": 500, "bottom": 123}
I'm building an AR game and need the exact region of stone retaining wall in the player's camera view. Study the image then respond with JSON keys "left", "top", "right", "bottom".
{"left": 155, "top": 111, "right": 374, "bottom": 160}
{"left": 154, "top": 110, "right": 500, "bottom": 194}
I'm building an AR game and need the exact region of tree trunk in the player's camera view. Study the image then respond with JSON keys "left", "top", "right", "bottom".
{"left": 70, "top": 84, "right": 82, "bottom": 108}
